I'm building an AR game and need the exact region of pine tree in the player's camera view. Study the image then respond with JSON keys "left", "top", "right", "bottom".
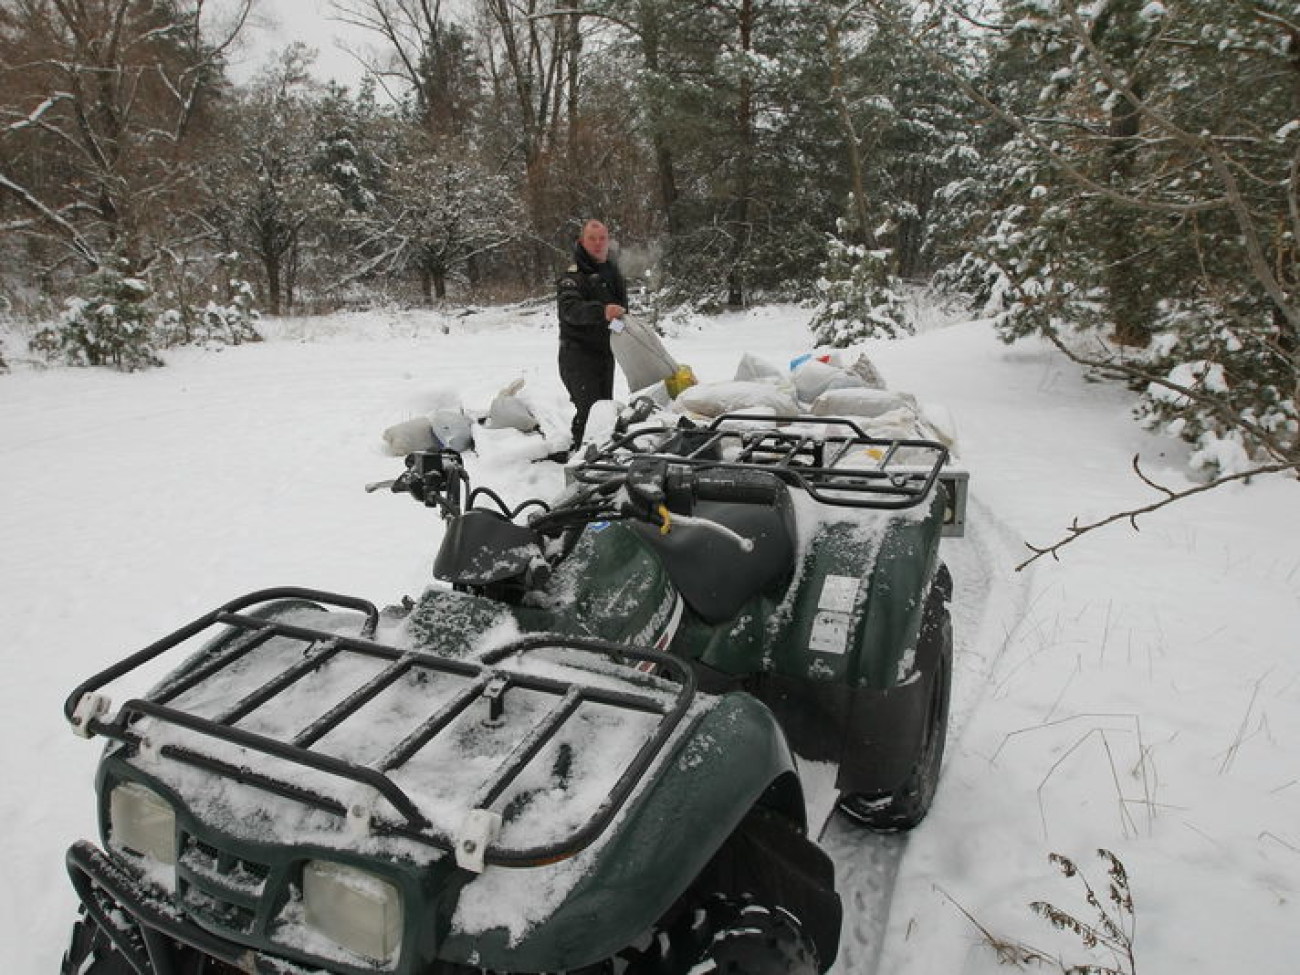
{"left": 30, "top": 258, "right": 162, "bottom": 371}
{"left": 931, "top": 0, "right": 1298, "bottom": 475}
{"left": 810, "top": 228, "right": 910, "bottom": 347}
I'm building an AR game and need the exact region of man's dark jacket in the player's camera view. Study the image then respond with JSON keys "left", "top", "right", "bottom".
{"left": 556, "top": 243, "right": 628, "bottom": 355}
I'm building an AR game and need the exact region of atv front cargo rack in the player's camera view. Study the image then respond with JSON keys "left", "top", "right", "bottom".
{"left": 582, "top": 413, "right": 964, "bottom": 525}
{"left": 65, "top": 588, "right": 697, "bottom": 869}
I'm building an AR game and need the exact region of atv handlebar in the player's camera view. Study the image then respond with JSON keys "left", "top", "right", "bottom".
{"left": 378, "top": 445, "right": 791, "bottom": 549}
{"left": 616, "top": 458, "right": 782, "bottom": 519}
{"left": 532, "top": 458, "right": 778, "bottom": 551}
{"left": 692, "top": 469, "right": 784, "bottom": 507}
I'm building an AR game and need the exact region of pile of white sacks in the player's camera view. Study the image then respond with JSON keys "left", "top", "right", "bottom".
{"left": 379, "top": 350, "right": 956, "bottom": 458}
{"left": 647, "top": 351, "right": 957, "bottom": 450}
{"left": 379, "top": 378, "right": 539, "bottom": 457}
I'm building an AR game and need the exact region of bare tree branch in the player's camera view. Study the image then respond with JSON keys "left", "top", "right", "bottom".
{"left": 1017, "top": 456, "right": 1298, "bottom": 571}
{"left": 0, "top": 169, "right": 99, "bottom": 267}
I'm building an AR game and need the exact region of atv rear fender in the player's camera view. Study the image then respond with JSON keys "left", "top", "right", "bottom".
{"left": 785, "top": 488, "right": 946, "bottom": 688}
{"left": 756, "top": 560, "right": 951, "bottom": 798}
{"left": 729, "top": 490, "right": 951, "bottom": 798}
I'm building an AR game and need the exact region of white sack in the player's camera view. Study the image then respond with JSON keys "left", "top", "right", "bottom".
{"left": 858, "top": 406, "right": 925, "bottom": 440}
{"left": 791, "top": 358, "right": 867, "bottom": 403}
{"left": 582, "top": 399, "right": 620, "bottom": 449}
{"left": 847, "top": 354, "right": 886, "bottom": 390}
{"left": 735, "top": 353, "right": 782, "bottom": 382}
{"left": 810, "top": 387, "right": 918, "bottom": 419}
{"left": 382, "top": 417, "right": 438, "bottom": 456}
{"left": 382, "top": 408, "right": 476, "bottom": 456}
{"left": 485, "top": 377, "right": 540, "bottom": 433}
{"left": 627, "top": 380, "right": 673, "bottom": 409}
{"left": 611, "top": 318, "right": 678, "bottom": 393}
{"left": 918, "top": 401, "right": 958, "bottom": 449}
{"left": 676, "top": 380, "right": 799, "bottom": 417}
{"left": 430, "top": 409, "right": 474, "bottom": 451}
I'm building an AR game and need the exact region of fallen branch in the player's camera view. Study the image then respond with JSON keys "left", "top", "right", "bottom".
{"left": 1017, "top": 456, "right": 1298, "bottom": 571}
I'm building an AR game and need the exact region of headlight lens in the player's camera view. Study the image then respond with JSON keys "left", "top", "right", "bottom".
{"left": 109, "top": 782, "right": 177, "bottom": 866}
{"left": 303, "top": 860, "right": 402, "bottom": 964}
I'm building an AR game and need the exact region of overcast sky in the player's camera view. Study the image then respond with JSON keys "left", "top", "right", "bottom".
{"left": 227, "top": 0, "right": 373, "bottom": 89}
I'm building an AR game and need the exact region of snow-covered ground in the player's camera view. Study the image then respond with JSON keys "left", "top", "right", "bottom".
{"left": 2, "top": 299, "right": 1296, "bottom": 973}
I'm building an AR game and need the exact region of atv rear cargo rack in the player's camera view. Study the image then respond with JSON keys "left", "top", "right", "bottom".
{"left": 581, "top": 413, "right": 966, "bottom": 531}
{"left": 64, "top": 588, "right": 697, "bottom": 869}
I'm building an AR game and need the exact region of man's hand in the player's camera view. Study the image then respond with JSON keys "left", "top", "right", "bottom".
{"left": 604, "top": 303, "right": 626, "bottom": 321}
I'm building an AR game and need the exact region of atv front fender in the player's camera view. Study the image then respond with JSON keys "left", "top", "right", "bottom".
{"left": 437, "top": 692, "right": 803, "bottom": 972}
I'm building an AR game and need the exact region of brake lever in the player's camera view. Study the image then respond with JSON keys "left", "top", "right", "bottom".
{"left": 656, "top": 510, "right": 755, "bottom": 552}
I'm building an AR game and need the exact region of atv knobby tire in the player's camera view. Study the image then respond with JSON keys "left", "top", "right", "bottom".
{"left": 61, "top": 907, "right": 135, "bottom": 975}
{"left": 625, "top": 894, "right": 819, "bottom": 975}
{"left": 62, "top": 904, "right": 237, "bottom": 975}
{"left": 838, "top": 598, "right": 953, "bottom": 831}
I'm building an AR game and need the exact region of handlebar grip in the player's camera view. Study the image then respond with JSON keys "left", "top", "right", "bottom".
{"left": 692, "top": 470, "right": 781, "bottom": 506}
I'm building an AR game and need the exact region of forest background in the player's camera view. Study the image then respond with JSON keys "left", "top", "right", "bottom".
{"left": 1, "top": 0, "right": 1298, "bottom": 490}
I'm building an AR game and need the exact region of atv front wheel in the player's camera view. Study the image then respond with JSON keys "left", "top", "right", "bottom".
{"left": 625, "top": 894, "right": 819, "bottom": 975}
{"left": 61, "top": 904, "right": 239, "bottom": 975}
{"left": 838, "top": 600, "right": 952, "bottom": 831}
{"left": 61, "top": 907, "right": 135, "bottom": 975}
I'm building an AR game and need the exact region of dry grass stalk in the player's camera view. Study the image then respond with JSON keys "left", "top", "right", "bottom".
{"left": 940, "top": 850, "right": 1139, "bottom": 974}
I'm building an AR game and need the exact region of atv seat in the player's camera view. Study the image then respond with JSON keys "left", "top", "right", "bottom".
{"left": 636, "top": 473, "right": 796, "bottom": 625}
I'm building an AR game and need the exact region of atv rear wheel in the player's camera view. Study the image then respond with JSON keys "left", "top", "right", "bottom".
{"left": 838, "top": 601, "right": 952, "bottom": 831}
{"left": 624, "top": 894, "right": 819, "bottom": 975}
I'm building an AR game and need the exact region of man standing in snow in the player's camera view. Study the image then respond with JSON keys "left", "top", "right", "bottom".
{"left": 556, "top": 219, "right": 627, "bottom": 452}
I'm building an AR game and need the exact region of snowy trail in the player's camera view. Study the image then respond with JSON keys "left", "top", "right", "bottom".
{"left": 823, "top": 494, "right": 1033, "bottom": 974}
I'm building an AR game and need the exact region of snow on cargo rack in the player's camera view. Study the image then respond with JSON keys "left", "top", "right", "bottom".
{"left": 64, "top": 588, "right": 698, "bottom": 870}
{"left": 579, "top": 413, "right": 967, "bottom": 533}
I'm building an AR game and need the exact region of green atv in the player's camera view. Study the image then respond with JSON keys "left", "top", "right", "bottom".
{"left": 60, "top": 413, "right": 966, "bottom": 975}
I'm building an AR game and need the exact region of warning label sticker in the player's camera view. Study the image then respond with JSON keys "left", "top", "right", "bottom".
{"left": 810, "top": 575, "right": 860, "bottom": 655}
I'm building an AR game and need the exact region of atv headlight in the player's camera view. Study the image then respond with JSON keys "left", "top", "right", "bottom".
{"left": 109, "top": 782, "right": 177, "bottom": 866}
{"left": 303, "top": 860, "right": 402, "bottom": 964}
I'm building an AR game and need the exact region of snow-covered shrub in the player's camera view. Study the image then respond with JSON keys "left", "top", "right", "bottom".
{"left": 809, "top": 232, "right": 910, "bottom": 348}
{"left": 156, "top": 279, "right": 262, "bottom": 349}
{"left": 929, "top": 249, "right": 1013, "bottom": 320}
{"left": 29, "top": 262, "right": 162, "bottom": 371}
{"left": 1134, "top": 300, "right": 1298, "bottom": 477}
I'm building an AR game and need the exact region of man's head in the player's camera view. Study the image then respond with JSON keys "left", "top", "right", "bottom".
{"left": 579, "top": 220, "right": 610, "bottom": 263}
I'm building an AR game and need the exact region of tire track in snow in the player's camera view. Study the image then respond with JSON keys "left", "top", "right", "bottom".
{"left": 820, "top": 495, "right": 1036, "bottom": 974}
